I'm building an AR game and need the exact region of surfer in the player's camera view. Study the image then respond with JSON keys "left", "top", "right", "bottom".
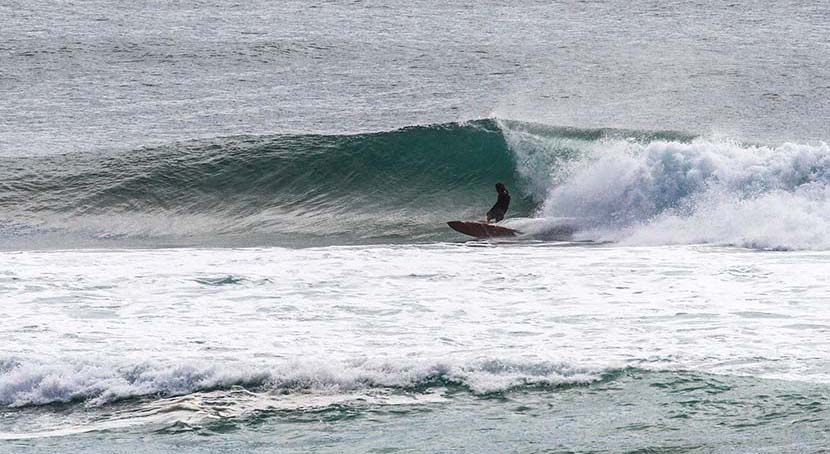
{"left": 486, "top": 182, "right": 510, "bottom": 223}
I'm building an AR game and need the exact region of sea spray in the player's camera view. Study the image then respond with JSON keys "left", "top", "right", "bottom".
{"left": 518, "top": 131, "right": 830, "bottom": 250}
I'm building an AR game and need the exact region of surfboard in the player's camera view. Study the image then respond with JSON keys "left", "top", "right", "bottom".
{"left": 447, "top": 221, "right": 520, "bottom": 238}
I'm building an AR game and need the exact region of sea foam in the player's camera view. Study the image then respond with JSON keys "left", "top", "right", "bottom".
{"left": 502, "top": 120, "right": 830, "bottom": 250}
{"left": 0, "top": 357, "right": 607, "bottom": 407}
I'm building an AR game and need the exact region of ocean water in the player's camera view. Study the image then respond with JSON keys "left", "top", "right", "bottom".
{"left": 2, "top": 1, "right": 830, "bottom": 453}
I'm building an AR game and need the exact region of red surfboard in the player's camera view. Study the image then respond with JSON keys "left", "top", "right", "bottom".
{"left": 447, "top": 221, "right": 520, "bottom": 238}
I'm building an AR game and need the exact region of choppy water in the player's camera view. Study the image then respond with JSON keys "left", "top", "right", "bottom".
{"left": 2, "top": 0, "right": 830, "bottom": 452}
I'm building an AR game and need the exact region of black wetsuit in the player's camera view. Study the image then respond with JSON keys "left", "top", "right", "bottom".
{"left": 487, "top": 190, "right": 511, "bottom": 222}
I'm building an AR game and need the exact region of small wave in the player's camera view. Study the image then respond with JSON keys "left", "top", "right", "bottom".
{"left": 194, "top": 275, "right": 246, "bottom": 286}
{"left": 0, "top": 357, "right": 610, "bottom": 408}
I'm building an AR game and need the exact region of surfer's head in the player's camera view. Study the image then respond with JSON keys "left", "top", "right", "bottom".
{"left": 495, "top": 182, "right": 506, "bottom": 193}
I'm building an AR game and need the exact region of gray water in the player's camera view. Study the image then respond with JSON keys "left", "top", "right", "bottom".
{"left": 2, "top": 0, "right": 828, "bottom": 157}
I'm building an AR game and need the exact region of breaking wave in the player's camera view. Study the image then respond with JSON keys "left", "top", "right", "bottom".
{"left": 0, "top": 357, "right": 608, "bottom": 408}
{"left": 1, "top": 118, "right": 828, "bottom": 249}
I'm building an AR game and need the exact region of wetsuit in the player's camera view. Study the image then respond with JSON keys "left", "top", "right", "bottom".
{"left": 487, "top": 189, "right": 511, "bottom": 222}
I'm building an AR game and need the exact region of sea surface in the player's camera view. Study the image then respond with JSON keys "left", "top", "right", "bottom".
{"left": 2, "top": 1, "right": 830, "bottom": 453}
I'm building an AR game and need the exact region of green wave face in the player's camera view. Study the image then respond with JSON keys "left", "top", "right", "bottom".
{"left": 1, "top": 120, "right": 541, "bottom": 246}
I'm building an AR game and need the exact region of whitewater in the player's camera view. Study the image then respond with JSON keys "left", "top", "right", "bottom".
{"left": 3, "top": 0, "right": 830, "bottom": 453}
{"left": 3, "top": 244, "right": 830, "bottom": 452}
